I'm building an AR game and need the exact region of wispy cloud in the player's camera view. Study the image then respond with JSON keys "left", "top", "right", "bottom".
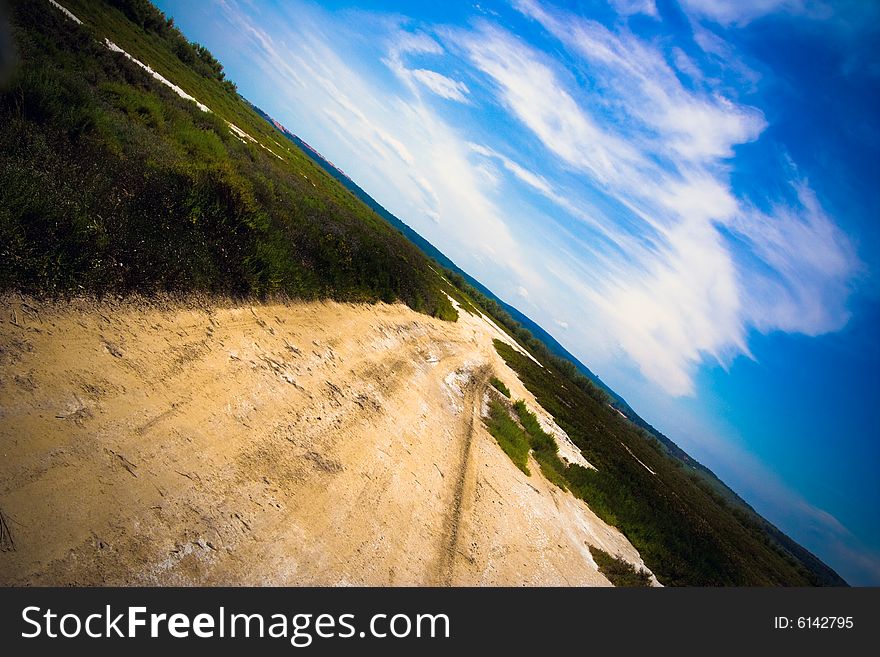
{"left": 731, "top": 181, "right": 859, "bottom": 335}
{"left": 383, "top": 31, "right": 471, "bottom": 103}
{"left": 409, "top": 68, "right": 470, "bottom": 102}
{"left": 466, "top": 141, "right": 645, "bottom": 259}
{"left": 670, "top": 46, "right": 704, "bottom": 82}
{"left": 608, "top": 0, "right": 658, "bottom": 17}
{"left": 461, "top": 24, "right": 644, "bottom": 187}
{"left": 468, "top": 143, "right": 553, "bottom": 196}
{"left": 515, "top": 0, "right": 767, "bottom": 163}
{"left": 678, "top": 0, "right": 829, "bottom": 27}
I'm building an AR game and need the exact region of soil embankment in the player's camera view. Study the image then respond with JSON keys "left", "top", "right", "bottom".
{"left": 0, "top": 296, "right": 655, "bottom": 585}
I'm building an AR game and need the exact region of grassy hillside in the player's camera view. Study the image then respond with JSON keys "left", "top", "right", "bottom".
{"left": 0, "top": 0, "right": 454, "bottom": 319}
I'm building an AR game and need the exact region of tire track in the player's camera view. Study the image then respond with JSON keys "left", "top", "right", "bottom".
{"left": 434, "top": 365, "right": 490, "bottom": 584}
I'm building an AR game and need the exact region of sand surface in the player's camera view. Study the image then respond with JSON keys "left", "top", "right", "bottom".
{"left": 0, "top": 295, "right": 655, "bottom": 585}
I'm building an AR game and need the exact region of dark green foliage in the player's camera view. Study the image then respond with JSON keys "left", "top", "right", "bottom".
{"left": 484, "top": 399, "right": 531, "bottom": 476}
{"left": 513, "top": 400, "right": 567, "bottom": 490}
{"left": 493, "top": 339, "right": 835, "bottom": 586}
{"left": 483, "top": 395, "right": 569, "bottom": 490}
{"left": 0, "top": 0, "right": 455, "bottom": 322}
{"left": 489, "top": 376, "right": 510, "bottom": 398}
{"left": 589, "top": 546, "right": 652, "bottom": 587}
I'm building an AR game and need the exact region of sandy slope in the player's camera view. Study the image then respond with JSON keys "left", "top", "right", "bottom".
{"left": 0, "top": 295, "right": 656, "bottom": 585}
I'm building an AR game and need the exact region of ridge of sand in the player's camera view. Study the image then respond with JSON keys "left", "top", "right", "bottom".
{"left": 0, "top": 295, "right": 656, "bottom": 585}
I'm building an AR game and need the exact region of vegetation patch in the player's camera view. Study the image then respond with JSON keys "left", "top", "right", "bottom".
{"left": 483, "top": 399, "right": 531, "bottom": 476}
{"left": 513, "top": 401, "right": 567, "bottom": 490}
{"left": 589, "top": 546, "right": 652, "bottom": 587}
{"left": 483, "top": 395, "right": 569, "bottom": 491}
{"left": 489, "top": 376, "right": 510, "bottom": 398}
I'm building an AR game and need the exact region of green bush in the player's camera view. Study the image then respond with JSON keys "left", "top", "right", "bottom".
{"left": 489, "top": 376, "right": 511, "bottom": 397}
{"left": 513, "top": 400, "right": 567, "bottom": 490}
{"left": 484, "top": 399, "right": 530, "bottom": 476}
{"left": 101, "top": 81, "right": 165, "bottom": 128}
{"left": 589, "top": 546, "right": 652, "bottom": 587}
{"left": 482, "top": 396, "right": 569, "bottom": 490}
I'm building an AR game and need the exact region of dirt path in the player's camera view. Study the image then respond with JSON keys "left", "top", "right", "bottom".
{"left": 0, "top": 295, "right": 656, "bottom": 585}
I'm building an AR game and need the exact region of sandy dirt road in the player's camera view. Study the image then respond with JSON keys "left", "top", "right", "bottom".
{"left": 0, "top": 295, "right": 654, "bottom": 585}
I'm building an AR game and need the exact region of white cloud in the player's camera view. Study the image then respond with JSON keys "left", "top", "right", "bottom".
{"left": 731, "top": 182, "right": 858, "bottom": 335}
{"left": 689, "top": 24, "right": 762, "bottom": 90}
{"left": 460, "top": 25, "right": 644, "bottom": 186}
{"left": 409, "top": 69, "right": 470, "bottom": 102}
{"left": 517, "top": 286, "right": 530, "bottom": 298}
{"left": 467, "top": 142, "right": 646, "bottom": 256}
{"left": 468, "top": 143, "right": 553, "bottom": 195}
{"left": 384, "top": 31, "right": 470, "bottom": 103}
{"left": 600, "top": 220, "right": 746, "bottom": 395}
{"left": 554, "top": 319, "right": 569, "bottom": 329}
{"left": 388, "top": 30, "right": 443, "bottom": 58}
{"left": 608, "top": 0, "right": 658, "bottom": 17}
{"left": 515, "top": 2, "right": 767, "bottom": 163}
{"left": 671, "top": 46, "right": 703, "bottom": 82}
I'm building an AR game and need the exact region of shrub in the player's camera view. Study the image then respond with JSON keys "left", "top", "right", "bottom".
{"left": 490, "top": 376, "right": 510, "bottom": 397}
{"left": 589, "top": 545, "right": 652, "bottom": 587}
{"left": 483, "top": 399, "right": 530, "bottom": 476}
{"left": 513, "top": 400, "right": 567, "bottom": 490}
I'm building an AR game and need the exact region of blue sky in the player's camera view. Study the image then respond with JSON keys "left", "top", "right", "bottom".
{"left": 155, "top": 0, "right": 880, "bottom": 584}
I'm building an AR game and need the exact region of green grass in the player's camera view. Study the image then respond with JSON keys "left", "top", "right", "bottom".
{"left": 483, "top": 395, "right": 569, "bottom": 491}
{"left": 484, "top": 399, "right": 531, "bottom": 476}
{"left": 489, "top": 377, "right": 511, "bottom": 398}
{"left": 64, "top": 0, "right": 282, "bottom": 155}
{"left": 0, "top": 0, "right": 455, "bottom": 322}
{"left": 513, "top": 400, "right": 568, "bottom": 491}
{"left": 589, "top": 546, "right": 653, "bottom": 587}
